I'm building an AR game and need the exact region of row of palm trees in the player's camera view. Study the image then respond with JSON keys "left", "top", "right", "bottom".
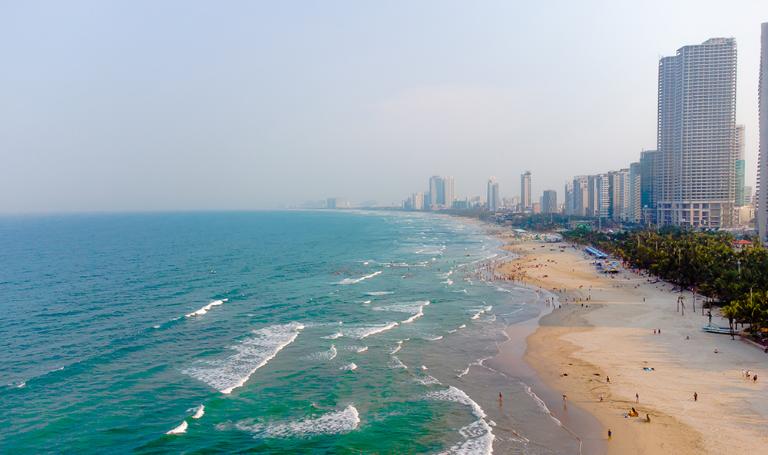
{"left": 564, "top": 226, "right": 768, "bottom": 334}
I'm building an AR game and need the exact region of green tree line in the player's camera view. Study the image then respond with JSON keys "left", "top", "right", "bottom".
{"left": 564, "top": 227, "right": 768, "bottom": 334}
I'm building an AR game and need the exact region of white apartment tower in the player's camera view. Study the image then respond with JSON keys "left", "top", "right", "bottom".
{"left": 656, "top": 38, "right": 738, "bottom": 228}
{"left": 521, "top": 171, "right": 532, "bottom": 210}
{"left": 758, "top": 24, "right": 768, "bottom": 241}
{"left": 487, "top": 177, "right": 500, "bottom": 212}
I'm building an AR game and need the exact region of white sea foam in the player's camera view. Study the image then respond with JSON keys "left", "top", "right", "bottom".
{"left": 340, "top": 363, "right": 358, "bottom": 371}
{"left": 470, "top": 305, "right": 493, "bottom": 320}
{"left": 183, "top": 322, "right": 304, "bottom": 394}
{"left": 459, "top": 324, "right": 466, "bottom": 329}
{"left": 337, "top": 271, "right": 382, "bottom": 285}
{"left": 426, "top": 386, "right": 495, "bottom": 455}
{"left": 310, "top": 345, "right": 337, "bottom": 361}
{"left": 361, "top": 300, "right": 372, "bottom": 304}
{"left": 415, "top": 374, "right": 441, "bottom": 386}
{"left": 443, "top": 279, "right": 454, "bottom": 286}
{"left": 388, "top": 356, "right": 408, "bottom": 369}
{"left": 185, "top": 299, "right": 229, "bottom": 318}
{"left": 523, "top": 383, "right": 563, "bottom": 427}
{"left": 355, "top": 346, "right": 368, "bottom": 353}
{"left": 426, "top": 335, "right": 443, "bottom": 341}
{"left": 191, "top": 405, "right": 205, "bottom": 419}
{"left": 323, "top": 332, "right": 344, "bottom": 340}
{"left": 234, "top": 405, "right": 360, "bottom": 438}
{"left": 391, "top": 340, "right": 404, "bottom": 355}
{"left": 346, "top": 322, "right": 399, "bottom": 339}
{"left": 373, "top": 301, "right": 430, "bottom": 324}
{"left": 365, "top": 291, "right": 394, "bottom": 296}
{"left": 166, "top": 420, "right": 188, "bottom": 435}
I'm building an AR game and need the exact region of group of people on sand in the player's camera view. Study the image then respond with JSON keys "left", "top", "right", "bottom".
{"left": 742, "top": 370, "right": 759, "bottom": 382}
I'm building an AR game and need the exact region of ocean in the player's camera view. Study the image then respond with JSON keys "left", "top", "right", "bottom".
{"left": 0, "top": 210, "right": 582, "bottom": 454}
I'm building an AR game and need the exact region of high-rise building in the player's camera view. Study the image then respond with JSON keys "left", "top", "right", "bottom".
{"left": 427, "top": 175, "right": 454, "bottom": 209}
{"left": 410, "top": 192, "right": 424, "bottom": 210}
{"left": 588, "top": 174, "right": 609, "bottom": 219}
{"left": 656, "top": 38, "right": 738, "bottom": 228}
{"left": 428, "top": 176, "right": 442, "bottom": 209}
{"left": 640, "top": 150, "right": 658, "bottom": 224}
{"left": 629, "top": 162, "right": 642, "bottom": 223}
{"left": 572, "top": 176, "right": 589, "bottom": 216}
{"left": 521, "top": 171, "right": 532, "bottom": 210}
{"left": 564, "top": 182, "right": 574, "bottom": 215}
{"left": 608, "top": 169, "right": 631, "bottom": 222}
{"left": 736, "top": 125, "right": 747, "bottom": 206}
{"left": 443, "top": 176, "right": 455, "bottom": 209}
{"left": 541, "top": 190, "right": 558, "bottom": 214}
{"left": 759, "top": 23, "right": 768, "bottom": 241}
{"left": 487, "top": 177, "right": 500, "bottom": 212}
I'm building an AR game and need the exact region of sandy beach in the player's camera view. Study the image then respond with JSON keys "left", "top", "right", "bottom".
{"left": 494, "top": 237, "right": 768, "bottom": 454}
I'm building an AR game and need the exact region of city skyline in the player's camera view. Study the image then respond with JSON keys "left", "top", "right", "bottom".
{"left": 0, "top": 2, "right": 765, "bottom": 212}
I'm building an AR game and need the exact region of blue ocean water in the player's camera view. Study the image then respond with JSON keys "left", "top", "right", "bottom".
{"left": 0, "top": 211, "right": 580, "bottom": 454}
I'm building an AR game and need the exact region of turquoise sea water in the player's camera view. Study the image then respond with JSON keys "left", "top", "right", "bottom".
{"left": 1, "top": 210, "right": 580, "bottom": 454}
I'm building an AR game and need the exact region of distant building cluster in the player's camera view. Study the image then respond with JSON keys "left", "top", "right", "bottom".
{"left": 345, "top": 24, "right": 768, "bottom": 240}
{"left": 401, "top": 171, "right": 559, "bottom": 215}
{"left": 567, "top": 36, "right": 758, "bottom": 231}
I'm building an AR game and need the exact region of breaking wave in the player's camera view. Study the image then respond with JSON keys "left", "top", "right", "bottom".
{"left": 183, "top": 322, "right": 304, "bottom": 394}
{"left": 185, "top": 299, "right": 229, "bottom": 318}
{"left": 337, "top": 271, "right": 382, "bottom": 285}
{"left": 231, "top": 405, "right": 360, "bottom": 438}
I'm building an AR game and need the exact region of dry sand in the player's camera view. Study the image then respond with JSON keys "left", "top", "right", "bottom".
{"left": 495, "top": 239, "right": 768, "bottom": 455}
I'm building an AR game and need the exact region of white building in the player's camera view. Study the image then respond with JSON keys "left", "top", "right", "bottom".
{"left": 758, "top": 24, "right": 768, "bottom": 241}
{"left": 656, "top": 38, "right": 738, "bottom": 228}
{"left": 487, "top": 177, "right": 500, "bottom": 212}
{"left": 520, "top": 171, "right": 532, "bottom": 210}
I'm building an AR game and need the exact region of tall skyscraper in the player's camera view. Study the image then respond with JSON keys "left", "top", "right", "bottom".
{"left": 428, "top": 175, "right": 454, "bottom": 209}
{"left": 572, "top": 175, "right": 589, "bottom": 216}
{"left": 759, "top": 23, "right": 768, "bottom": 241}
{"left": 443, "top": 176, "right": 455, "bottom": 209}
{"left": 629, "top": 162, "right": 642, "bottom": 223}
{"left": 410, "top": 192, "right": 424, "bottom": 210}
{"left": 608, "top": 169, "right": 630, "bottom": 222}
{"left": 640, "top": 150, "right": 658, "bottom": 224}
{"left": 656, "top": 38, "right": 738, "bottom": 228}
{"left": 564, "top": 182, "right": 574, "bottom": 215}
{"left": 588, "top": 174, "right": 609, "bottom": 219}
{"left": 487, "top": 177, "right": 500, "bottom": 212}
{"left": 736, "top": 125, "right": 747, "bottom": 206}
{"left": 541, "top": 190, "right": 558, "bottom": 214}
{"left": 521, "top": 171, "right": 532, "bottom": 210}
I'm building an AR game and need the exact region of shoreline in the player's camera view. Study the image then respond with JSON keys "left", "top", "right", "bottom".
{"left": 493, "top": 235, "right": 768, "bottom": 454}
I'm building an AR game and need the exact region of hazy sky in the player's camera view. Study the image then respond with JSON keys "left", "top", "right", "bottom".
{"left": 1, "top": 1, "right": 766, "bottom": 212}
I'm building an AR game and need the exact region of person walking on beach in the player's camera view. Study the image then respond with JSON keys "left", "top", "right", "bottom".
{"left": 635, "top": 393, "right": 639, "bottom": 403}
{"left": 608, "top": 429, "right": 612, "bottom": 439}
{"left": 693, "top": 392, "right": 698, "bottom": 402}
{"left": 606, "top": 376, "right": 610, "bottom": 383}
